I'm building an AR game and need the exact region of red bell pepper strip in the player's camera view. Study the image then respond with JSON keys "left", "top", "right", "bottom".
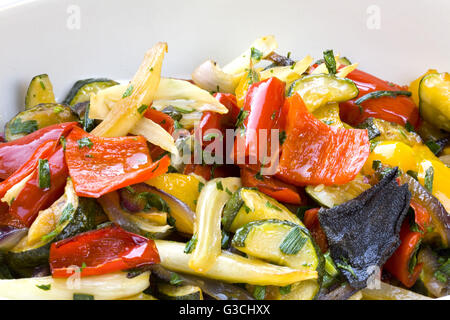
{"left": 195, "top": 93, "right": 240, "bottom": 155}
{"left": 0, "top": 122, "right": 78, "bottom": 180}
{"left": 276, "top": 93, "right": 370, "bottom": 186}
{"left": 339, "top": 69, "right": 420, "bottom": 129}
{"left": 383, "top": 220, "right": 423, "bottom": 288}
{"left": 144, "top": 108, "right": 174, "bottom": 135}
{"left": 303, "top": 208, "right": 328, "bottom": 253}
{"left": 233, "top": 77, "right": 286, "bottom": 165}
{"left": 65, "top": 126, "right": 170, "bottom": 198}
{"left": 0, "top": 140, "right": 57, "bottom": 199}
{"left": 49, "top": 224, "right": 160, "bottom": 277}
{"left": 410, "top": 199, "right": 432, "bottom": 233}
{"left": 0, "top": 200, "right": 24, "bottom": 229}
{"left": 9, "top": 146, "right": 69, "bottom": 227}
{"left": 240, "top": 167, "right": 303, "bottom": 205}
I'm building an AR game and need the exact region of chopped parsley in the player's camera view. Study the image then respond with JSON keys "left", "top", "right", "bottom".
{"left": 216, "top": 180, "right": 224, "bottom": 191}
{"left": 38, "top": 159, "right": 51, "bottom": 189}
{"left": 184, "top": 234, "right": 198, "bottom": 254}
{"left": 265, "top": 201, "right": 282, "bottom": 212}
{"left": 137, "top": 104, "right": 149, "bottom": 114}
{"left": 77, "top": 137, "right": 93, "bottom": 149}
{"left": 122, "top": 85, "right": 133, "bottom": 98}
{"left": 36, "top": 284, "right": 51, "bottom": 291}
{"left": 8, "top": 118, "right": 38, "bottom": 135}
{"left": 250, "top": 47, "right": 263, "bottom": 61}
{"left": 169, "top": 272, "right": 183, "bottom": 286}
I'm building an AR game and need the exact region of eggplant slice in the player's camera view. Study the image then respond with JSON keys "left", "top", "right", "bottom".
{"left": 318, "top": 168, "right": 411, "bottom": 290}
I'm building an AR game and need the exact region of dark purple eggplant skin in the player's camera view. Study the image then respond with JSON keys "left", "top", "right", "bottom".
{"left": 398, "top": 173, "right": 450, "bottom": 248}
{"left": 318, "top": 168, "right": 411, "bottom": 290}
{"left": 0, "top": 226, "right": 28, "bottom": 251}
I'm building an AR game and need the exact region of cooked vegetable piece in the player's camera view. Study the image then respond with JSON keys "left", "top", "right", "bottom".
{"left": 0, "top": 227, "right": 28, "bottom": 252}
{"left": 0, "top": 271, "right": 150, "bottom": 300}
{"left": 259, "top": 55, "right": 313, "bottom": 86}
{"left": 65, "top": 126, "right": 169, "bottom": 198}
{"left": 192, "top": 36, "right": 277, "bottom": 93}
{"left": 49, "top": 225, "right": 160, "bottom": 277}
{"left": 155, "top": 240, "right": 316, "bottom": 286}
{"left": 318, "top": 168, "right": 411, "bottom": 289}
{"left": 417, "top": 247, "right": 449, "bottom": 298}
{"left": 0, "top": 140, "right": 57, "bottom": 202}
{"left": 312, "top": 103, "right": 345, "bottom": 128}
{"left": 156, "top": 283, "right": 203, "bottom": 300}
{"left": 397, "top": 173, "right": 450, "bottom": 248}
{"left": 287, "top": 74, "right": 359, "bottom": 112}
{"left": 0, "top": 122, "right": 77, "bottom": 180}
{"left": 150, "top": 264, "right": 254, "bottom": 300}
{"left": 189, "top": 178, "right": 241, "bottom": 273}
{"left": 276, "top": 93, "right": 369, "bottom": 186}
{"left": 240, "top": 167, "right": 303, "bottom": 205}
{"left": 233, "top": 77, "right": 285, "bottom": 165}
{"left": 383, "top": 219, "right": 423, "bottom": 288}
{"left": 27, "top": 178, "right": 79, "bottom": 246}
{"left": 419, "top": 72, "right": 450, "bottom": 131}
{"left": 118, "top": 183, "right": 195, "bottom": 235}
{"left": 5, "top": 103, "right": 79, "bottom": 141}
{"left": 222, "top": 188, "right": 301, "bottom": 233}
{"left": 357, "top": 117, "right": 422, "bottom": 146}
{"left": 91, "top": 42, "right": 167, "bottom": 137}
{"left": 305, "top": 175, "right": 371, "bottom": 208}
{"left": 361, "top": 281, "right": 432, "bottom": 300}
{"left": 9, "top": 146, "right": 68, "bottom": 227}
{"left": 6, "top": 197, "right": 99, "bottom": 276}
{"left": 268, "top": 280, "right": 320, "bottom": 300}
{"left": 25, "top": 74, "right": 56, "bottom": 109}
{"left": 339, "top": 69, "right": 420, "bottom": 129}
{"left": 63, "top": 78, "right": 119, "bottom": 106}
{"left": 231, "top": 219, "right": 321, "bottom": 274}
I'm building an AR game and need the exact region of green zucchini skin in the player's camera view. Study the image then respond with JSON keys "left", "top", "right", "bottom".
{"left": 354, "top": 90, "right": 411, "bottom": 106}
{"left": 6, "top": 198, "right": 100, "bottom": 277}
{"left": 63, "top": 78, "right": 119, "bottom": 106}
{"left": 25, "top": 74, "right": 56, "bottom": 109}
{"left": 221, "top": 188, "right": 245, "bottom": 231}
{"left": 419, "top": 72, "right": 450, "bottom": 132}
{"left": 4, "top": 103, "right": 79, "bottom": 141}
{"left": 156, "top": 283, "right": 203, "bottom": 300}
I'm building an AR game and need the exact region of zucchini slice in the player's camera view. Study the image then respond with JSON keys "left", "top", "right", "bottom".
{"left": 155, "top": 240, "right": 317, "bottom": 286}
{"left": 231, "top": 219, "right": 321, "bottom": 272}
{"left": 4, "top": 103, "right": 79, "bottom": 141}
{"left": 222, "top": 188, "right": 301, "bottom": 233}
{"left": 419, "top": 72, "right": 450, "bottom": 131}
{"left": 156, "top": 283, "right": 203, "bottom": 300}
{"left": 357, "top": 117, "right": 422, "bottom": 146}
{"left": 287, "top": 74, "right": 359, "bottom": 112}
{"left": 276, "top": 280, "right": 320, "bottom": 300}
{"left": 305, "top": 175, "right": 371, "bottom": 208}
{"left": 63, "top": 78, "right": 119, "bottom": 106}
{"left": 25, "top": 74, "right": 56, "bottom": 109}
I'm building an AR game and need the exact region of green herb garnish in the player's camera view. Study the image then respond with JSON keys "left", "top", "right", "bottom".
{"left": 137, "top": 104, "right": 149, "bottom": 114}
{"left": 8, "top": 118, "right": 38, "bottom": 135}
{"left": 38, "top": 159, "right": 50, "bottom": 189}
{"left": 36, "top": 284, "right": 51, "bottom": 291}
{"left": 265, "top": 201, "right": 282, "bottom": 212}
{"left": 122, "top": 85, "right": 133, "bottom": 98}
{"left": 323, "top": 49, "right": 336, "bottom": 75}
{"left": 169, "top": 272, "right": 183, "bottom": 286}
{"left": 73, "top": 293, "right": 94, "bottom": 300}
{"left": 184, "top": 234, "right": 197, "bottom": 254}
{"left": 77, "top": 137, "right": 93, "bottom": 149}
{"left": 253, "top": 286, "right": 266, "bottom": 300}
{"left": 424, "top": 166, "right": 434, "bottom": 192}
{"left": 279, "top": 226, "right": 308, "bottom": 255}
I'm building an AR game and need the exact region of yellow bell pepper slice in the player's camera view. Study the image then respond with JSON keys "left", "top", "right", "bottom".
{"left": 146, "top": 173, "right": 203, "bottom": 211}
{"left": 363, "top": 141, "right": 417, "bottom": 175}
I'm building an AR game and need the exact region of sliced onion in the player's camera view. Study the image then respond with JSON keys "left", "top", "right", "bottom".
{"left": 150, "top": 265, "right": 254, "bottom": 300}
{"left": 0, "top": 226, "right": 28, "bottom": 251}
{"left": 418, "top": 247, "right": 449, "bottom": 298}
{"left": 98, "top": 192, "right": 142, "bottom": 235}
{"left": 191, "top": 60, "right": 241, "bottom": 94}
{"left": 124, "top": 184, "right": 195, "bottom": 236}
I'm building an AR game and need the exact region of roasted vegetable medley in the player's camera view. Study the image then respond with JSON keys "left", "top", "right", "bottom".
{"left": 0, "top": 36, "right": 449, "bottom": 300}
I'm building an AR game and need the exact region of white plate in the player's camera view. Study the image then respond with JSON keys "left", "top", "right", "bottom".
{"left": 0, "top": 0, "right": 449, "bottom": 126}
